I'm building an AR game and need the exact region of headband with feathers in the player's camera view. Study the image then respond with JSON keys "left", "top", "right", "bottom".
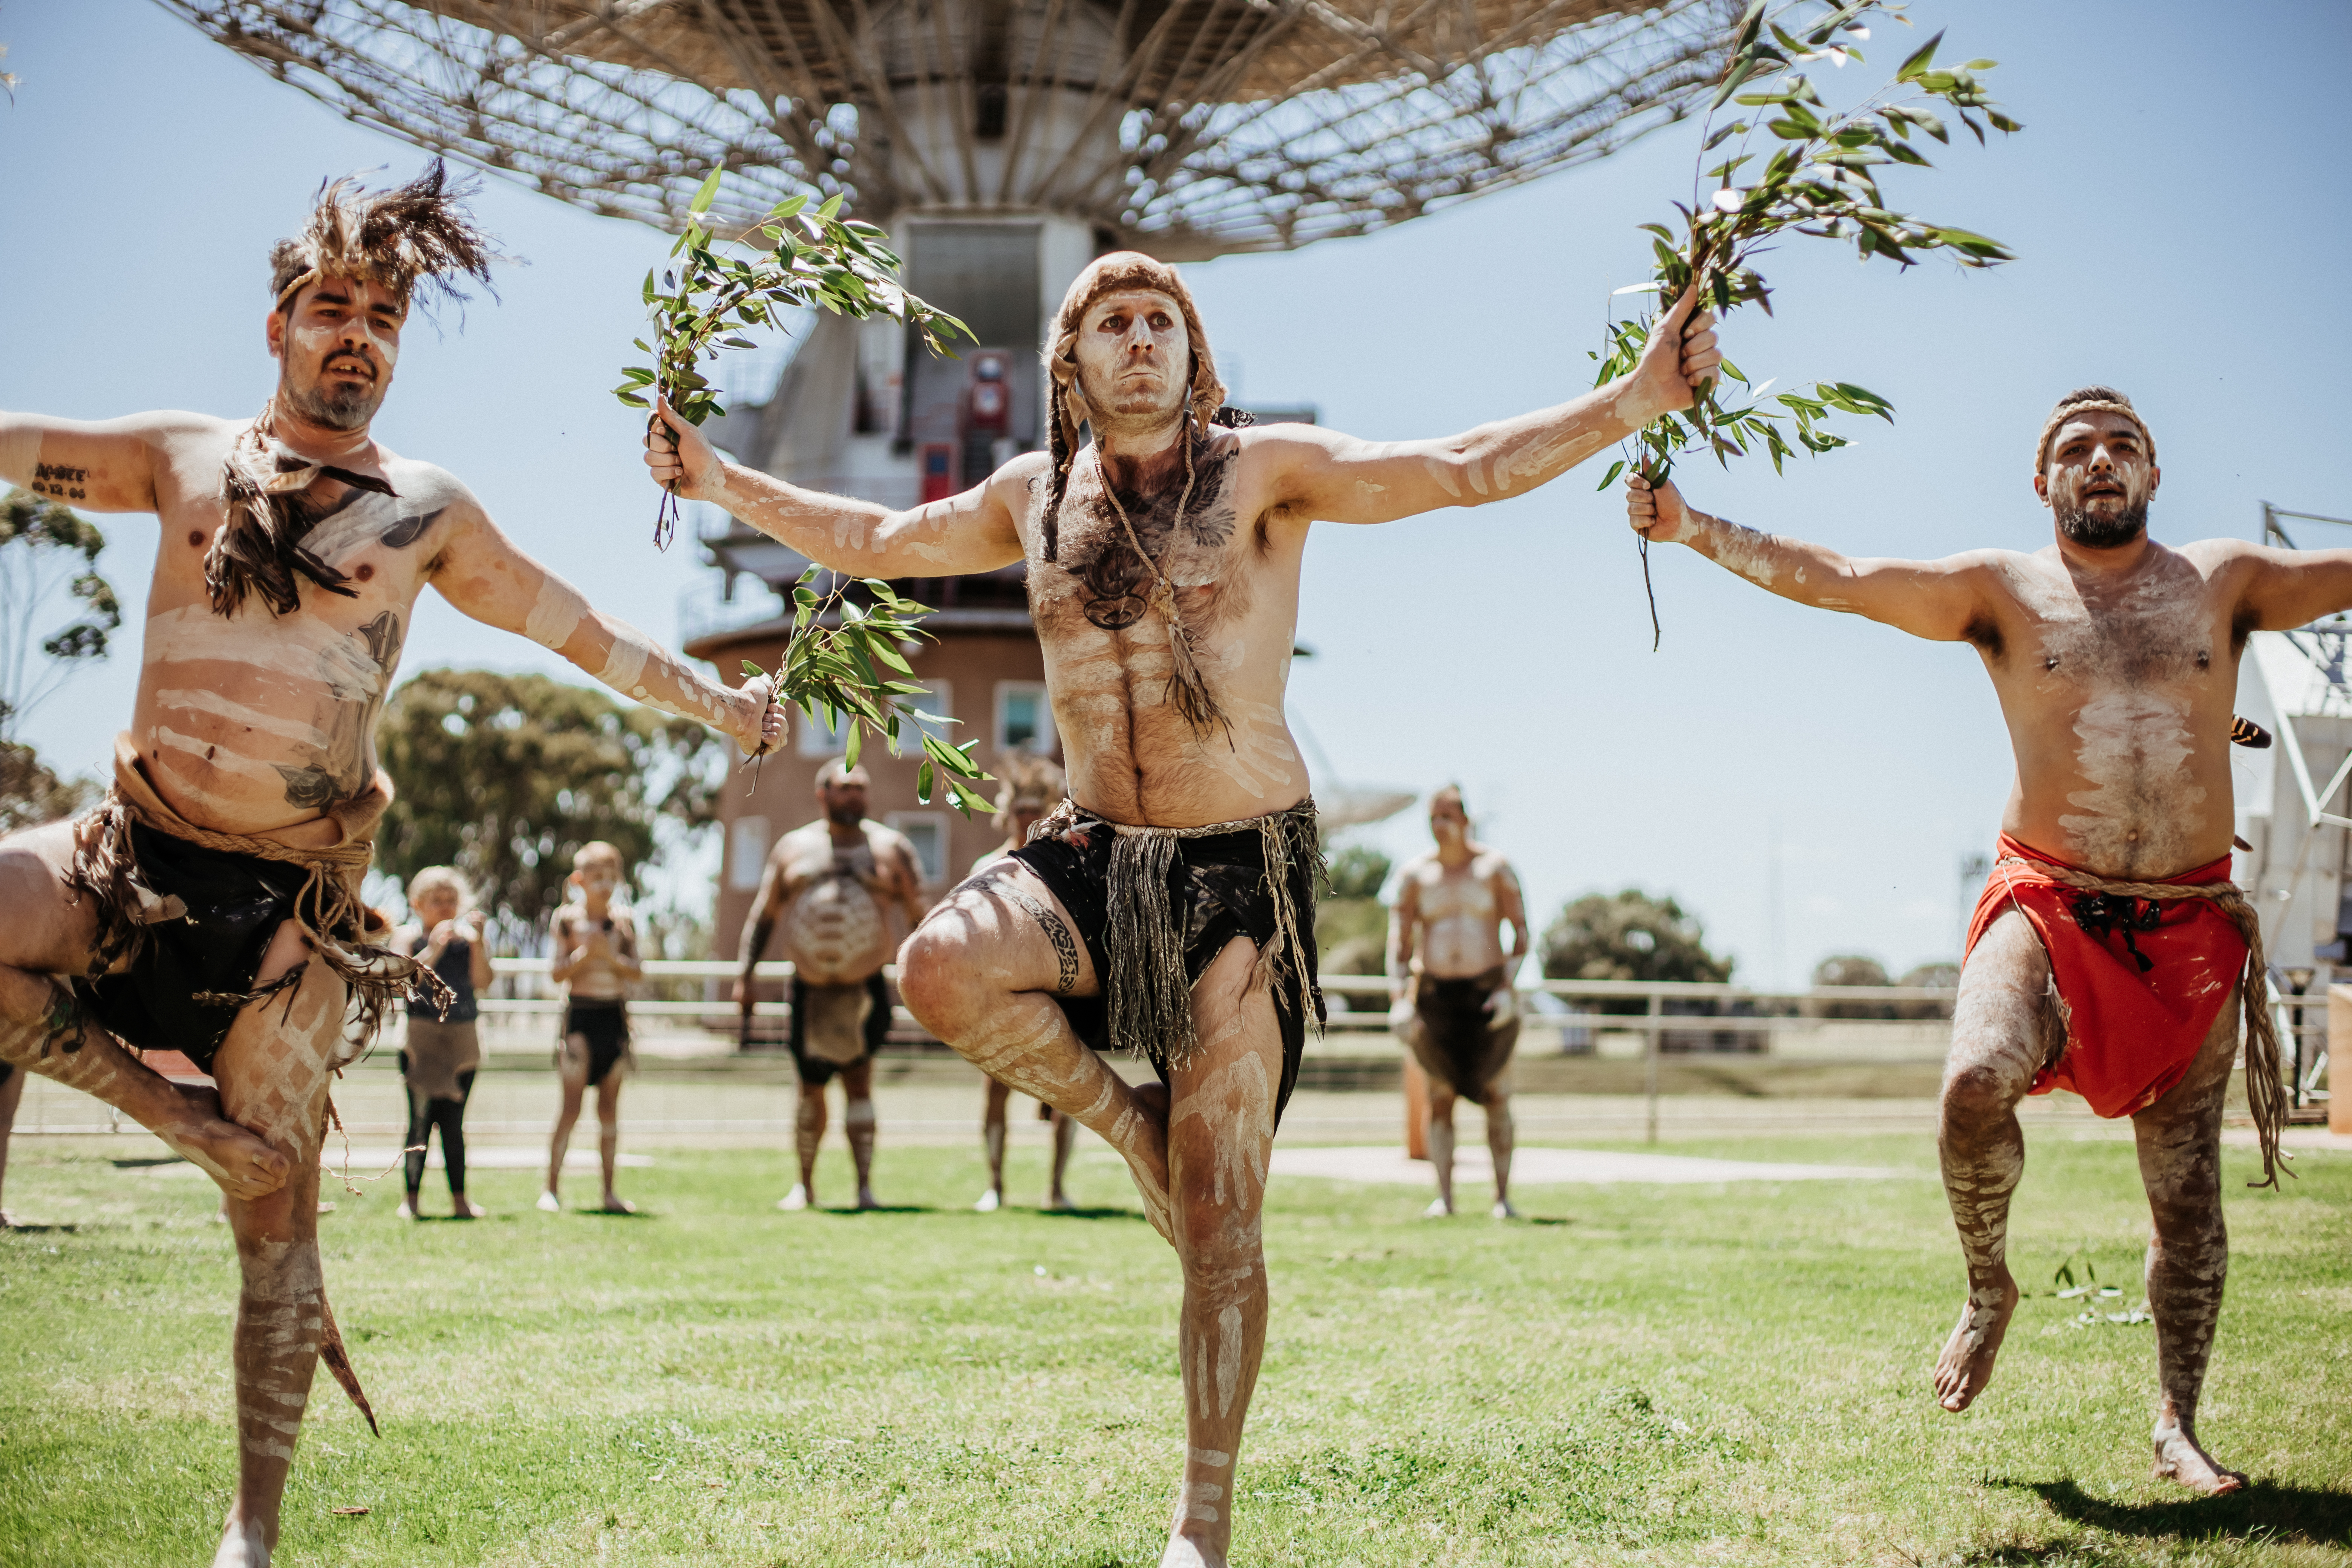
{"left": 210, "top": 163, "right": 499, "bottom": 619}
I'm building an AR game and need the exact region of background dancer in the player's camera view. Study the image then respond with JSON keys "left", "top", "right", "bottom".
{"left": 541, "top": 842, "right": 642, "bottom": 1215}
{"left": 967, "top": 752, "right": 1079, "bottom": 1213}
{"left": 1388, "top": 786, "right": 1530, "bottom": 1219}
{"left": 390, "top": 865, "right": 492, "bottom": 1220}
{"left": 735, "top": 762, "right": 926, "bottom": 1211}
{"left": 1625, "top": 386, "right": 2335, "bottom": 1497}
{"left": 0, "top": 166, "right": 777, "bottom": 1565}
{"left": 650, "top": 250, "right": 1717, "bottom": 1567}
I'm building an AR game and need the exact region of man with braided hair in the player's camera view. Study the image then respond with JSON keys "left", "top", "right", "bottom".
{"left": 649, "top": 248, "right": 1717, "bottom": 1566}
{"left": 1625, "top": 385, "right": 2337, "bottom": 1496}
{"left": 0, "top": 165, "right": 781, "bottom": 1565}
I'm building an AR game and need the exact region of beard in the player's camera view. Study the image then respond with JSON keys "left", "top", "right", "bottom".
{"left": 2050, "top": 465, "right": 2153, "bottom": 550}
{"left": 282, "top": 357, "right": 386, "bottom": 431}
{"left": 825, "top": 799, "right": 864, "bottom": 828}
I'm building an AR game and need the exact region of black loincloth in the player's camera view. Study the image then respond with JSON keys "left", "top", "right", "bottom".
{"left": 1406, "top": 965, "right": 1519, "bottom": 1099}
{"left": 1009, "top": 801, "right": 1323, "bottom": 1126}
{"left": 74, "top": 823, "right": 320, "bottom": 1075}
{"left": 560, "top": 999, "right": 631, "bottom": 1087}
{"left": 787, "top": 972, "right": 890, "bottom": 1089}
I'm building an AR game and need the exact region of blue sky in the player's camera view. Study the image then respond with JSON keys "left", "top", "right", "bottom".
{"left": 3, "top": 0, "right": 2349, "bottom": 983}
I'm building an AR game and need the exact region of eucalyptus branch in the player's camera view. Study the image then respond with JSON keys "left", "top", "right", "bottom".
{"left": 616, "top": 173, "right": 986, "bottom": 807}
{"left": 615, "top": 169, "right": 971, "bottom": 548}
{"left": 740, "top": 569, "right": 994, "bottom": 817}
{"left": 1590, "top": 0, "right": 2022, "bottom": 643}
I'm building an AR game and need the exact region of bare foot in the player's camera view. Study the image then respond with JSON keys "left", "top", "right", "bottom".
{"left": 599, "top": 1194, "right": 636, "bottom": 1214}
{"left": 856, "top": 1186, "right": 879, "bottom": 1211}
{"left": 2154, "top": 1421, "right": 2247, "bottom": 1495}
{"left": 1159, "top": 1533, "right": 1226, "bottom": 1568}
{"left": 159, "top": 1090, "right": 291, "bottom": 1203}
{"left": 1934, "top": 1271, "right": 2020, "bottom": 1412}
{"left": 452, "top": 1195, "right": 488, "bottom": 1219}
{"left": 1046, "top": 1193, "right": 1075, "bottom": 1212}
{"left": 212, "top": 1511, "right": 272, "bottom": 1566}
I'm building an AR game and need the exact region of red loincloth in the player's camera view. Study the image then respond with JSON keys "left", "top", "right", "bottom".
{"left": 1965, "top": 835, "right": 2245, "bottom": 1119}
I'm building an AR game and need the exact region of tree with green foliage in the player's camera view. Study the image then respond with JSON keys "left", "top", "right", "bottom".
{"left": 0, "top": 487, "right": 119, "bottom": 830}
{"left": 374, "top": 669, "right": 728, "bottom": 945}
{"left": 1316, "top": 844, "right": 1395, "bottom": 1010}
{"left": 1541, "top": 890, "right": 1732, "bottom": 1013}
{"left": 2, "top": 486, "right": 119, "bottom": 741}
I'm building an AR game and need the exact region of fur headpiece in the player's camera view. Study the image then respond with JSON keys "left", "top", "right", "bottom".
{"left": 2034, "top": 386, "right": 2156, "bottom": 479}
{"left": 268, "top": 161, "right": 499, "bottom": 317}
{"left": 1038, "top": 252, "right": 1227, "bottom": 565}
{"left": 991, "top": 750, "right": 1067, "bottom": 836}
{"left": 208, "top": 164, "right": 501, "bottom": 619}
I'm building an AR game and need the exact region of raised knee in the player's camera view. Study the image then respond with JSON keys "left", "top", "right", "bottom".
{"left": 1940, "top": 1060, "right": 2024, "bottom": 1128}
{"left": 895, "top": 926, "right": 974, "bottom": 1034}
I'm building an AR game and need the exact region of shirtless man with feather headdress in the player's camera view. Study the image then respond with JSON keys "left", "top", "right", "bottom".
{"left": 650, "top": 250, "right": 1718, "bottom": 1566}
{"left": 0, "top": 165, "right": 780, "bottom": 1565}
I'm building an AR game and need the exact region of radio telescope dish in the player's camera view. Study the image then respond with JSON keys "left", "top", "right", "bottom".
{"left": 161, "top": 0, "right": 1737, "bottom": 259}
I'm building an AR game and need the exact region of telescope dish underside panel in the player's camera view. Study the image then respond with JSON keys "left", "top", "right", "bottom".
{"left": 163, "top": 0, "right": 1736, "bottom": 257}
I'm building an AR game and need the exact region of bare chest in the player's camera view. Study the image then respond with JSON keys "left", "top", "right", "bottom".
{"left": 1421, "top": 867, "right": 1499, "bottom": 925}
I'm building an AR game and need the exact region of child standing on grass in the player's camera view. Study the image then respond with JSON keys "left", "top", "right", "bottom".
{"left": 541, "top": 842, "right": 642, "bottom": 1214}
{"left": 392, "top": 867, "right": 495, "bottom": 1220}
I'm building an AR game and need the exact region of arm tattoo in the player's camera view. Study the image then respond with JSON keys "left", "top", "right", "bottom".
{"left": 978, "top": 876, "right": 1079, "bottom": 996}
{"left": 31, "top": 461, "right": 90, "bottom": 502}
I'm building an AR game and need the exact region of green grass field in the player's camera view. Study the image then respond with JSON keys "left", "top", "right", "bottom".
{"left": 1, "top": 1132, "right": 2345, "bottom": 1566}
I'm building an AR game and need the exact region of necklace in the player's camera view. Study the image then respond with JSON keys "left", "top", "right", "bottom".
{"left": 1087, "top": 430, "right": 1228, "bottom": 738}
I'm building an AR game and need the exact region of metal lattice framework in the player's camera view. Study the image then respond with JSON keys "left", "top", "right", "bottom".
{"left": 159, "top": 0, "right": 1737, "bottom": 258}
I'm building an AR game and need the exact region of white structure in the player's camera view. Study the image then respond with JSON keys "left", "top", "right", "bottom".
{"left": 2230, "top": 505, "right": 2352, "bottom": 1108}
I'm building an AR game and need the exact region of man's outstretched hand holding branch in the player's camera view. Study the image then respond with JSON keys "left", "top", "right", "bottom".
{"left": 1626, "top": 472, "right": 1988, "bottom": 644}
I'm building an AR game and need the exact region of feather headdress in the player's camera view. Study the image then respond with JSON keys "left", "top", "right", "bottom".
{"left": 209, "top": 164, "right": 499, "bottom": 619}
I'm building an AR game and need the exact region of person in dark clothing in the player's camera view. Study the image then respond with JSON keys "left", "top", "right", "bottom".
{"left": 391, "top": 867, "right": 493, "bottom": 1219}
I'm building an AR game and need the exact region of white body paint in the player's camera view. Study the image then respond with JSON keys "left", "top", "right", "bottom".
{"left": 2059, "top": 689, "right": 2204, "bottom": 865}
{"left": 522, "top": 574, "right": 588, "bottom": 651}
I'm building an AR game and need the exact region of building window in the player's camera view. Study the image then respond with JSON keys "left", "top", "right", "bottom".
{"left": 887, "top": 812, "right": 950, "bottom": 884}
{"left": 727, "top": 815, "right": 771, "bottom": 891}
{"left": 995, "top": 681, "right": 1054, "bottom": 755}
{"left": 797, "top": 702, "right": 850, "bottom": 757}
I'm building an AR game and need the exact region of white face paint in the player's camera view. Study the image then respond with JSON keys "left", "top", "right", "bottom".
{"left": 1421, "top": 456, "right": 1462, "bottom": 499}
{"left": 0, "top": 423, "right": 38, "bottom": 487}
{"left": 524, "top": 574, "right": 588, "bottom": 652}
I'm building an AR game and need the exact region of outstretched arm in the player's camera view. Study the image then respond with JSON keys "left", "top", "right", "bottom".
{"left": 643, "top": 396, "right": 1026, "bottom": 577}
{"left": 1259, "top": 291, "right": 1721, "bottom": 526}
{"left": 427, "top": 501, "right": 782, "bottom": 755}
{"left": 1627, "top": 475, "right": 1993, "bottom": 643}
{"left": 2228, "top": 541, "right": 2352, "bottom": 632}
{"left": 0, "top": 410, "right": 222, "bottom": 513}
